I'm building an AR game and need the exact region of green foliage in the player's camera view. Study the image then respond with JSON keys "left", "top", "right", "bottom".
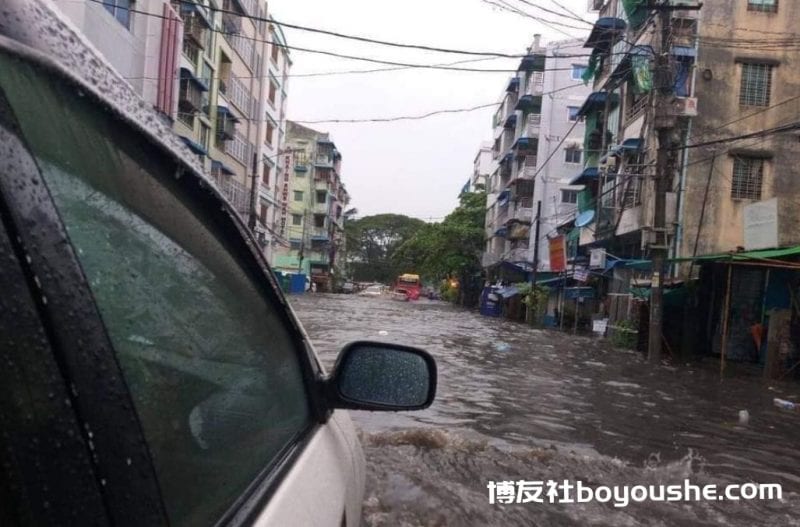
{"left": 610, "top": 319, "right": 638, "bottom": 349}
{"left": 344, "top": 213, "right": 425, "bottom": 283}
{"left": 440, "top": 282, "right": 459, "bottom": 303}
{"left": 392, "top": 192, "right": 487, "bottom": 282}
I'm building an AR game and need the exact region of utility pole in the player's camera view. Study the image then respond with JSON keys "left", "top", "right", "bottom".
{"left": 248, "top": 150, "right": 260, "bottom": 231}
{"left": 531, "top": 200, "right": 542, "bottom": 285}
{"left": 648, "top": 0, "right": 701, "bottom": 363}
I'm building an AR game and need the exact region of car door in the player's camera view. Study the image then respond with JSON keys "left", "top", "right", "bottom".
{"left": 0, "top": 39, "right": 362, "bottom": 526}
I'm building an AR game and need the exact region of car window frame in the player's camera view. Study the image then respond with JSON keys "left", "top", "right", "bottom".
{"left": 0, "top": 37, "right": 333, "bottom": 526}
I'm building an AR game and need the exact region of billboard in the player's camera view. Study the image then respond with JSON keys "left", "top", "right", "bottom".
{"left": 549, "top": 235, "right": 567, "bottom": 272}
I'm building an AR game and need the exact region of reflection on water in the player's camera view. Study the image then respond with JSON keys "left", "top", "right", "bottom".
{"left": 291, "top": 294, "right": 800, "bottom": 526}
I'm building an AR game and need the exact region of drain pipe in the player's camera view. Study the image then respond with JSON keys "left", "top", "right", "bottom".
{"left": 672, "top": 120, "right": 691, "bottom": 278}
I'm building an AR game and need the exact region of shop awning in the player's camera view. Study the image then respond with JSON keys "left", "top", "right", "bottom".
{"left": 211, "top": 159, "right": 235, "bottom": 175}
{"left": 577, "top": 91, "right": 619, "bottom": 118}
{"left": 179, "top": 135, "right": 207, "bottom": 156}
{"left": 494, "top": 226, "right": 508, "bottom": 238}
{"left": 179, "top": 67, "right": 209, "bottom": 92}
{"left": 600, "top": 138, "right": 643, "bottom": 163}
{"left": 623, "top": 246, "right": 800, "bottom": 270}
{"left": 506, "top": 77, "right": 520, "bottom": 92}
{"left": 570, "top": 166, "right": 599, "bottom": 185}
{"left": 671, "top": 45, "right": 697, "bottom": 57}
{"left": 584, "top": 17, "right": 627, "bottom": 50}
{"left": 216, "top": 105, "right": 240, "bottom": 122}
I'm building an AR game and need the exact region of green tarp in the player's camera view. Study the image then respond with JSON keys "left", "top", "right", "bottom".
{"left": 622, "top": 0, "right": 649, "bottom": 29}
{"left": 582, "top": 50, "right": 600, "bottom": 84}
{"left": 625, "top": 246, "right": 800, "bottom": 270}
{"left": 631, "top": 54, "right": 653, "bottom": 93}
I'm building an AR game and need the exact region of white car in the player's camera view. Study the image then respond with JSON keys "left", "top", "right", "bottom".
{"left": 358, "top": 284, "right": 386, "bottom": 297}
{"left": 0, "top": 2, "right": 436, "bottom": 526}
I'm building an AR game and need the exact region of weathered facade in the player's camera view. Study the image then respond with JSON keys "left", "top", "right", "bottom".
{"left": 273, "top": 121, "right": 350, "bottom": 290}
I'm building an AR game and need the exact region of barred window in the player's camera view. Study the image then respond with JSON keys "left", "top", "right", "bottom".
{"left": 739, "top": 63, "right": 772, "bottom": 106}
{"left": 731, "top": 157, "right": 764, "bottom": 200}
{"left": 747, "top": 0, "right": 778, "bottom": 12}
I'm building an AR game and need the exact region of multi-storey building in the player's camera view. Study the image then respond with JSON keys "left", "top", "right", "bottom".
{"left": 471, "top": 142, "right": 493, "bottom": 192}
{"left": 273, "top": 121, "right": 350, "bottom": 291}
{"left": 57, "top": 0, "right": 292, "bottom": 259}
{"left": 482, "top": 36, "right": 591, "bottom": 275}
{"left": 572, "top": 0, "right": 800, "bottom": 270}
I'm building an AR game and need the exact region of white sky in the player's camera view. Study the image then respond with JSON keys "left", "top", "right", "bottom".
{"left": 269, "top": 0, "right": 593, "bottom": 220}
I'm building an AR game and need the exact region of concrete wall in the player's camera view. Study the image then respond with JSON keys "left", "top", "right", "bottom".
{"left": 680, "top": 0, "right": 800, "bottom": 257}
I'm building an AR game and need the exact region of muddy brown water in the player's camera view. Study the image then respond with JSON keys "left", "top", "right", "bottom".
{"left": 290, "top": 294, "right": 800, "bottom": 526}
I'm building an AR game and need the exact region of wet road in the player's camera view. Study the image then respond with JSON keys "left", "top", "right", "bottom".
{"left": 290, "top": 294, "right": 800, "bottom": 526}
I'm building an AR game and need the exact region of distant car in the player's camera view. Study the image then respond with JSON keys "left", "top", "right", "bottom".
{"left": 342, "top": 281, "right": 355, "bottom": 294}
{"left": 0, "top": 2, "right": 437, "bottom": 526}
{"left": 359, "top": 284, "right": 385, "bottom": 297}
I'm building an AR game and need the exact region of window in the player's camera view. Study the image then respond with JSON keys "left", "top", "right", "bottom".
{"left": 268, "top": 81, "right": 277, "bottom": 107}
{"left": 262, "top": 162, "right": 271, "bottom": 186}
{"left": 748, "top": 0, "right": 778, "bottom": 12}
{"left": 739, "top": 63, "right": 772, "bottom": 106}
{"left": 564, "top": 147, "right": 581, "bottom": 164}
{"left": 271, "top": 33, "right": 280, "bottom": 63}
{"left": 266, "top": 121, "right": 275, "bottom": 146}
{"left": 571, "top": 64, "right": 587, "bottom": 80}
{"left": 0, "top": 53, "right": 311, "bottom": 526}
{"left": 314, "top": 214, "right": 325, "bottom": 228}
{"left": 292, "top": 214, "right": 303, "bottom": 226}
{"left": 290, "top": 239, "right": 302, "bottom": 250}
{"left": 260, "top": 203, "right": 268, "bottom": 224}
{"left": 102, "top": 0, "right": 132, "bottom": 29}
{"left": 561, "top": 189, "right": 578, "bottom": 204}
{"left": 199, "top": 123, "right": 210, "bottom": 152}
{"left": 316, "top": 190, "right": 327, "bottom": 204}
{"left": 731, "top": 156, "right": 764, "bottom": 200}
{"left": 567, "top": 106, "right": 580, "bottom": 122}
{"left": 294, "top": 190, "right": 304, "bottom": 201}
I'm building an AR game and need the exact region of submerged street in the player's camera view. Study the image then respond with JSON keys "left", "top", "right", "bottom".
{"left": 292, "top": 294, "right": 800, "bottom": 527}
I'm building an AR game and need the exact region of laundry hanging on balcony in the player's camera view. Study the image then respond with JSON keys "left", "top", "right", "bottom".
{"left": 631, "top": 55, "right": 652, "bottom": 93}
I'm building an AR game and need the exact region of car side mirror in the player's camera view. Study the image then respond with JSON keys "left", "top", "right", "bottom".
{"left": 327, "top": 341, "right": 437, "bottom": 411}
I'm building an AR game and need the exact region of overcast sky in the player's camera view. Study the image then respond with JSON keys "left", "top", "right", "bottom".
{"left": 269, "top": 0, "right": 593, "bottom": 221}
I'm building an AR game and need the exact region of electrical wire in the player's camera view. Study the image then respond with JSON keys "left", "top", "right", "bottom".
{"left": 166, "top": 0, "right": 541, "bottom": 58}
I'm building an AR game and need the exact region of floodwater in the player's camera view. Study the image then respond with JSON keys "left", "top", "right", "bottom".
{"left": 290, "top": 294, "right": 800, "bottom": 526}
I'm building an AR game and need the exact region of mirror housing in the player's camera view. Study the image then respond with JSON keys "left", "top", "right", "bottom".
{"left": 326, "top": 341, "right": 437, "bottom": 411}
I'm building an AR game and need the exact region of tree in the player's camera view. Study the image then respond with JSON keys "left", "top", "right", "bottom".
{"left": 344, "top": 213, "right": 425, "bottom": 283}
{"left": 393, "top": 192, "right": 487, "bottom": 306}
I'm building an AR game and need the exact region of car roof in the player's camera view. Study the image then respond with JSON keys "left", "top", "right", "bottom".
{"left": 0, "top": 0, "right": 208, "bottom": 181}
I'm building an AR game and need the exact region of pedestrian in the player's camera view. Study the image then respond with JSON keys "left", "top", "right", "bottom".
{"left": 311, "top": 282, "right": 317, "bottom": 293}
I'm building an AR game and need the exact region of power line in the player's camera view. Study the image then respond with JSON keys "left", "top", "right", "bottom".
{"left": 168, "top": 0, "right": 532, "bottom": 58}
{"left": 679, "top": 121, "right": 800, "bottom": 150}
{"left": 479, "top": 0, "right": 584, "bottom": 36}
{"left": 512, "top": 0, "right": 593, "bottom": 26}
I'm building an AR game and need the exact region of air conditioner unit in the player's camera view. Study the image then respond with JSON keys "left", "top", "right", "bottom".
{"left": 670, "top": 97, "right": 698, "bottom": 117}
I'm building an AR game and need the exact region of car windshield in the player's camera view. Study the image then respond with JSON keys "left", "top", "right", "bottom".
{"left": 5, "top": 0, "right": 800, "bottom": 526}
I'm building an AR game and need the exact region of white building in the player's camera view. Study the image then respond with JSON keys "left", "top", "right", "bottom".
{"left": 482, "top": 35, "right": 591, "bottom": 275}
{"left": 530, "top": 38, "right": 591, "bottom": 271}
{"left": 471, "top": 141, "right": 493, "bottom": 191}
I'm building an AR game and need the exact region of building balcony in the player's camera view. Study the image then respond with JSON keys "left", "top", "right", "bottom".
{"left": 215, "top": 106, "right": 238, "bottom": 141}
{"left": 183, "top": 15, "right": 207, "bottom": 49}
{"left": 314, "top": 154, "right": 333, "bottom": 167}
{"left": 526, "top": 113, "right": 541, "bottom": 137}
{"left": 518, "top": 53, "right": 545, "bottom": 72}
{"left": 506, "top": 247, "right": 532, "bottom": 263}
{"left": 515, "top": 94, "right": 542, "bottom": 113}
{"left": 178, "top": 68, "right": 207, "bottom": 113}
{"left": 482, "top": 252, "right": 500, "bottom": 268}
{"left": 509, "top": 202, "right": 533, "bottom": 223}
{"left": 525, "top": 72, "right": 544, "bottom": 96}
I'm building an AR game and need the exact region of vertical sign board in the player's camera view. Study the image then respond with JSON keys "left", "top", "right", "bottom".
{"left": 549, "top": 235, "right": 567, "bottom": 272}
{"left": 743, "top": 198, "right": 778, "bottom": 251}
{"left": 279, "top": 152, "right": 292, "bottom": 238}
{"left": 589, "top": 248, "right": 606, "bottom": 269}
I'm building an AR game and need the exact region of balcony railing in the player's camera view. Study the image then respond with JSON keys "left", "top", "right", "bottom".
{"left": 184, "top": 15, "right": 206, "bottom": 49}
{"left": 315, "top": 154, "right": 333, "bottom": 167}
{"left": 526, "top": 114, "right": 541, "bottom": 137}
{"left": 626, "top": 94, "right": 650, "bottom": 123}
{"left": 506, "top": 247, "right": 531, "bottom": 263}
{"left": 527, "top": 72, "right": 544, "bottom": 95}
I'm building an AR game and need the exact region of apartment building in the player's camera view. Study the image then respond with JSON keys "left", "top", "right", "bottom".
{"left": 482, "top": 36, "right": 591, "bottom": 275}
{"left": 569, "top": 0, "right": 800, "bottom": 271}
{"left": 57, "top": 0, "right": 292, "bottom": 259}
{"left": 273, "top": 121, "right": 350, "bottom": 291}
{"left": 471, "top": 142, "right": 493, "bottom": 192}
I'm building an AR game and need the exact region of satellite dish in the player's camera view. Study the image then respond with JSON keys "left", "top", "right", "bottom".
{"left": 575, "top": 209, "right": 595, "bottom": 228}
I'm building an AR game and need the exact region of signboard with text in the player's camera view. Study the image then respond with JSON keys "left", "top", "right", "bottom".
{"left": 279, "top": 151, "right": 293, "bottom": 238}
{"left": 743, "top": 198, "right": 778, "bottom": 250}
{"left": 549, "top": 235, "right": 567, "bottom": 272}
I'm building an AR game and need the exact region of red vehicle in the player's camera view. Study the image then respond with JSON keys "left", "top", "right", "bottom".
{"left": 393, "top": 273, "right": 422, "bottom": 301}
